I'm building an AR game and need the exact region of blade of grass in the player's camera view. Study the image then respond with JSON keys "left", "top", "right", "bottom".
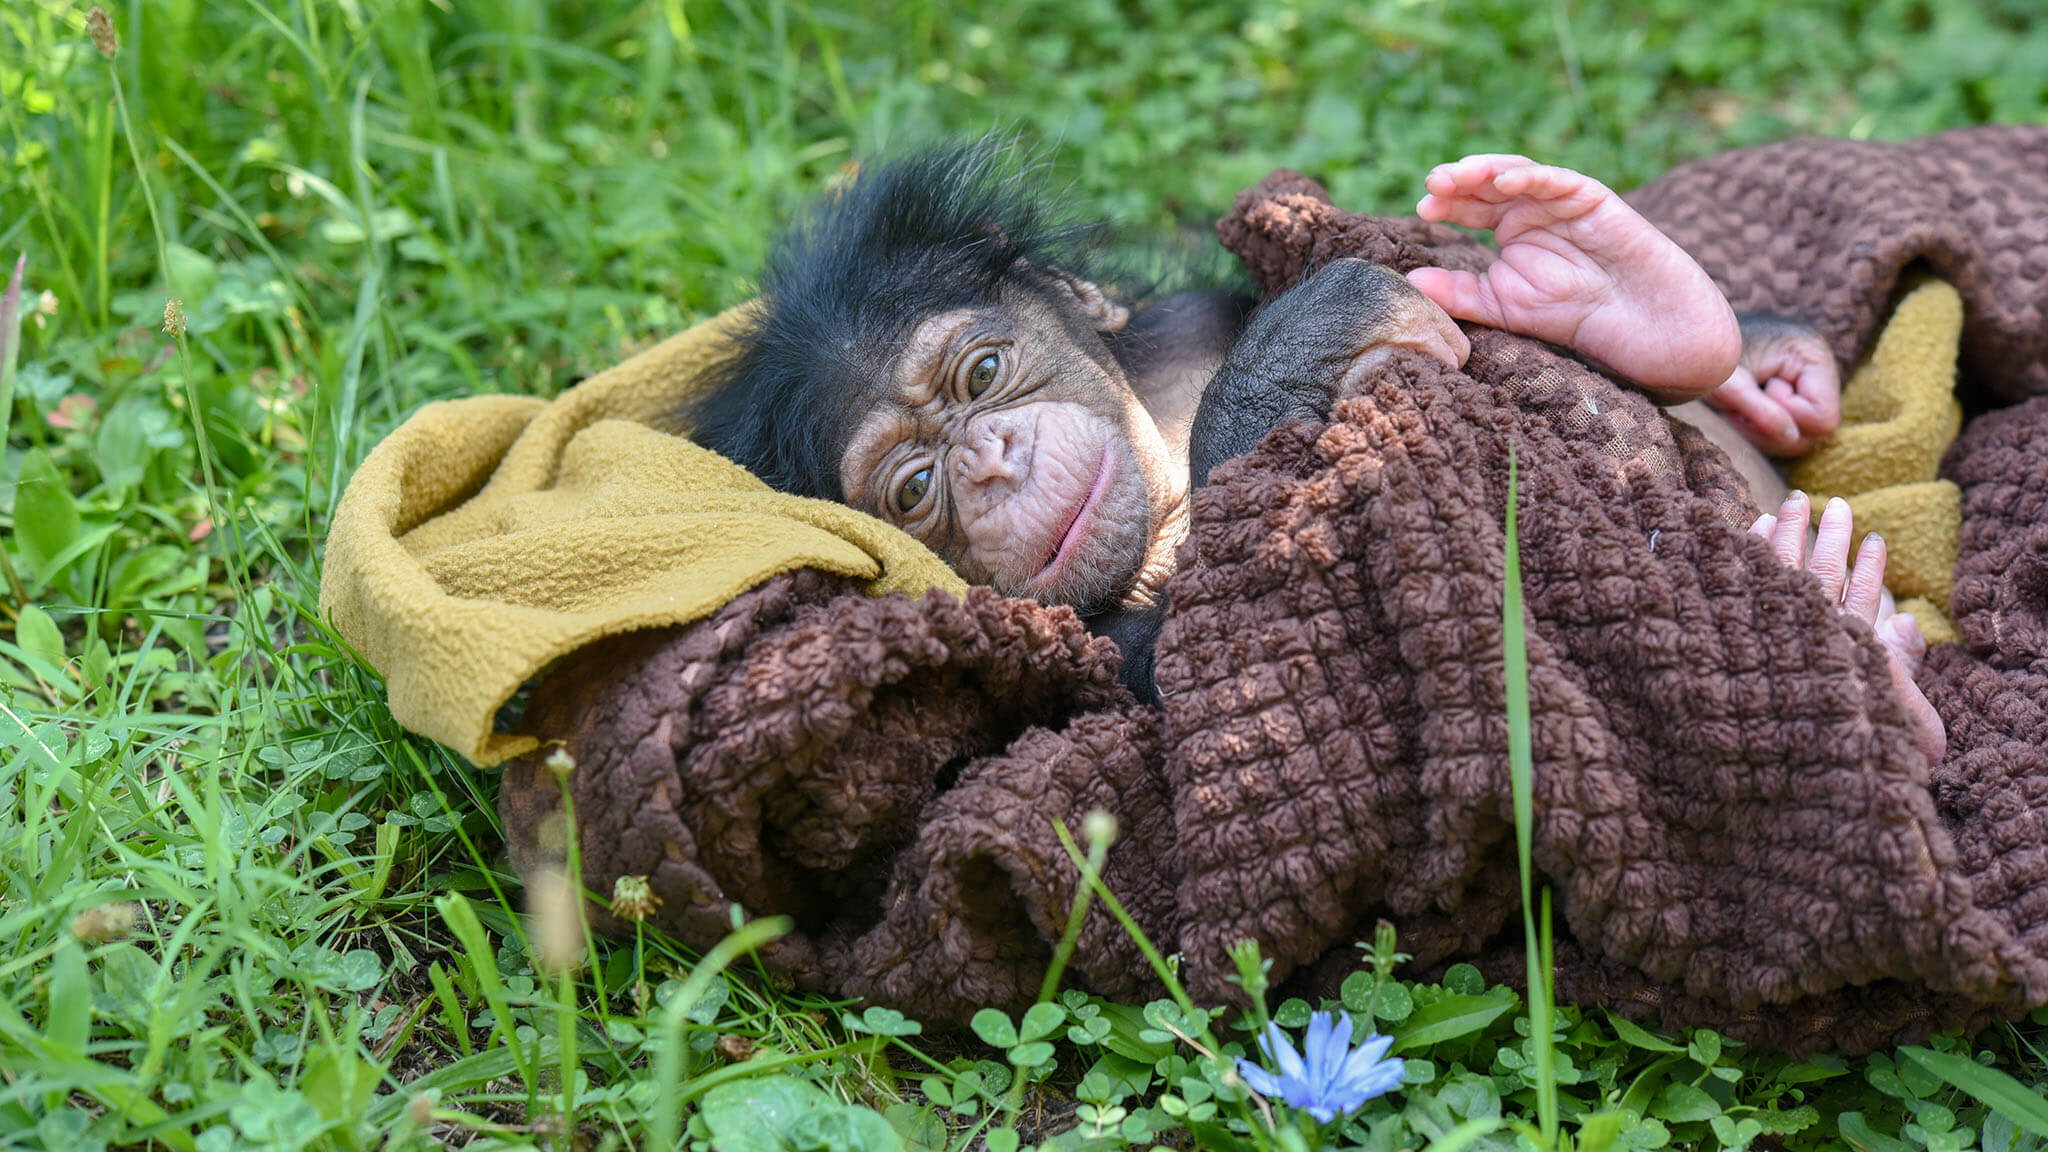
{"left": 1423, "top": 1117, "right": 1510, "bottom": 1152}
{"left": 1036, "top": 812, "right": 1111, "bottom": 1005}
{"left": 0, "top": 254, "right": 28, "bottom": 604}
{"left": 435, "top": 893, "right": 535, "bottom": 1092}
{"left": 1504, "top": 444, "right": 1559, "bottom": 1144}
{"left": 1900, "top": 1046, "right": 2048, "bottom": 1137}
{"left": 646, "top": 916, "right": 791, "bottom": 1152}
{"left": 1052, "top": 819, "right": 1214, "bottom": 1052}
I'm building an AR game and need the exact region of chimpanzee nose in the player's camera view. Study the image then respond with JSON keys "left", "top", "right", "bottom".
{"left": 952, "top": 413, "right": 1031, "bottom": 490}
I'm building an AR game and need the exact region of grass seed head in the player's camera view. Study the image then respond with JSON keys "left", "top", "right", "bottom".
{"left": 87, "top": 7, "right": 117, "bottom": 59}
{"left": 610, "top": 875, "right": 660, "bottom": 922}
{"left": 1082, "top": 808, "right": 1118, "bottom": 849}
{"left": 71, "top": 901, "right": 140, "bottom": 942}
{"left": 163, "top": 298, "right": 185, "bottom": 339}
{"left": 544, "top": 746, "right": 576, "bottom": 779}
{"left": 528, "top": 868, "right": 587, "bottom": 973}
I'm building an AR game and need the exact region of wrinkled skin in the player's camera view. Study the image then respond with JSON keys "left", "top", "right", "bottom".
{"left": 837, "top": 283, "right": 1183, "bottom": 611}
{"left": 1409, "top": 153, "right": 1741, "bottom": 403}
{"left": 1705, "top": 313, "right": 1844, "bottom": 457}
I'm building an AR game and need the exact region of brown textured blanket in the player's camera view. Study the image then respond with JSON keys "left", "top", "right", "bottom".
{"left": 500, "top": 126, "right": 2048, "bottom": 1054}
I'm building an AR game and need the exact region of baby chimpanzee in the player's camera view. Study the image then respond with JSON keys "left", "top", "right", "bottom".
{"left": 686, "top": 143, "right": 1939, "bottom": 761}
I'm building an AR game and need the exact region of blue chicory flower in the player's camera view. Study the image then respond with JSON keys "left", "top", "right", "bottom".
{"left": 1235, "top": 1010, "right": 1404, "bottom": 1123}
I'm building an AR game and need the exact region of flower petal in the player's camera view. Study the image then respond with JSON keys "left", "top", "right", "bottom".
{"left": 1302, "top": 1011, "right": 1337, "bottom": 1090}
{"left": 1279, "top": 1076, "right": 1322, "bottom": 1113}
{"left": 1331, "top": 1036, "right": 1406, "bottom": 1107}
{"left": 1263, "top": 1021, "right": 1308, "bottom": 1085}
{"left": 1357, "top": 1031, "right": 1394, "bottom": 1061}
{"left": 1335, "top": 1032, "right": 1395, "bottom": 1083}
{"left": 1235, "top": 1058, "right": 1285, "bottom": 1099}
{"left": 1352, "top": 1057, "right": 1407, "bottom": 1102}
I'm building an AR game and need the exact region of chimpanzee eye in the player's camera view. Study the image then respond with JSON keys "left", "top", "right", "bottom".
{"left": 966, "top": 352, "right": 999, "bottom": 398}
{"left": 896, "top": 467, "right": 931, "bottom": 512}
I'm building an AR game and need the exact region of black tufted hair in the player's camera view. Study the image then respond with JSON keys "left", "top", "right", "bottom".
{"left": 683, "top": 139, "right": 1107, "bottom": 502}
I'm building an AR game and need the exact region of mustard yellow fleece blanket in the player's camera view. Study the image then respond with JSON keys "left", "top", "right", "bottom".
{"left": 317, "top": 307, "right": 965, "bottom": 765}
{"left": 1793, "top": 281, "right": 1964, "bottom": 643}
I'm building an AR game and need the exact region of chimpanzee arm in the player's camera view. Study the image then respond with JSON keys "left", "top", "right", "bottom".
{"left": 1096, "top": 258, "right": 1467, "bottom": 703}
{"left": 1086, "top": 603, "right": 1166, "bottom": 703}
{"left": 1189, "top": 258, "right": 1467, "bottom": 487}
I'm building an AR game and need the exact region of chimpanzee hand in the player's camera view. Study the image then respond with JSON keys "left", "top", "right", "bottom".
{"left": 1188, "top": 258, "right": 1469, "bottom": 487}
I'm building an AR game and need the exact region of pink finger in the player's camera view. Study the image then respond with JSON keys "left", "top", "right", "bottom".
{"left": 1414, "top": 192, "right": 1510, "bottom": 231}
{"left": 1428, "top": 305, "right": 1473, "bottom": 367}
{"left": 1770, "top": 492, "right": 1810, "bottom": 569}
{"left": 1774, "top": 388, "right": 1824, "bottom": 425}
{"left": 1794, "top": 369, "right": 1842, "bottom": 432}
{"left": 1883, "top": 613, "right": 1927, "bottom": 671}
{"left": 1806, "top": 383, "right": 1842, "bottom": 428}
{"left": 1784, "top": 398, "right": 1835, "bottom": 443}
{"left": 1424, "top": 161, "right": 1523, "bottom": 204}
{"left": 1786, "top": 365, "right": 1836, "bottom": 401}
{"left": 1755, "top": 350, "right": 1841, "bottom": 411}
{"left": 1428, "top": 154, "right": 1537, "bottom": 187}
{"left": 1452, "top": 153, "right": 1539, "bottom": 168}
{"left": 1406, "top": 268, "right": 1504, "bottom": 329}
{"left": 1843, "top": 533, "right": 1888, "bottom": 622}
{"left": 1709, "top": 375, "right": 1801, "bottom": 451}
{"left": 1422, "top": 169, "right": 1483, "bottom": 199}
{"left": 1491, "top": 165, "right": 1609, "bottom": 216}
{"left": 1808, "top": 497, "right": 1853, "bottom": 603}
{"left": 1750, "top": 513, "right": 1778, "bottom": 539}
{"left": 1703, "top": 370, "right": 1761, "bottom": 413}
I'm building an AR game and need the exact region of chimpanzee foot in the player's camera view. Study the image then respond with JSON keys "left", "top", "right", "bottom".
{"left": 1408, "top": 154, "right": 1740, "bottom": 404}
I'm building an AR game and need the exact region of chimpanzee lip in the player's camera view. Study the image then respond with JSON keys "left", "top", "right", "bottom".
{"left": 1036, "top": 442, "right": 1114, "bottom": 582}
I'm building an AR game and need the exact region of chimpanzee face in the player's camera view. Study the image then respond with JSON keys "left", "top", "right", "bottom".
{"left": 837, "top": 283, "right": 1177, "bottom": 611}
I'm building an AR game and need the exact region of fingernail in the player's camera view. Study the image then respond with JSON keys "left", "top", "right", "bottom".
{"left": 1826, "top": 496, "right": 1849, "bottom": 517}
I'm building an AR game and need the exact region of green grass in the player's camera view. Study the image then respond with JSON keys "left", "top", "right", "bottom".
{"left": 4, "top": 0, "right": 2048, "bottom": 1148}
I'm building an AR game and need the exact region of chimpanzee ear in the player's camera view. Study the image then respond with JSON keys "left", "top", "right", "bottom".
{"left": 1046, "top": 267, "right": 1131, "bottom": 333}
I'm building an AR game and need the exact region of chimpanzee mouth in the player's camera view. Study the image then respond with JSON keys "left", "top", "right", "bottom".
{"left": 1035, "top": 442, "right": 1114, "bottom": 583}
